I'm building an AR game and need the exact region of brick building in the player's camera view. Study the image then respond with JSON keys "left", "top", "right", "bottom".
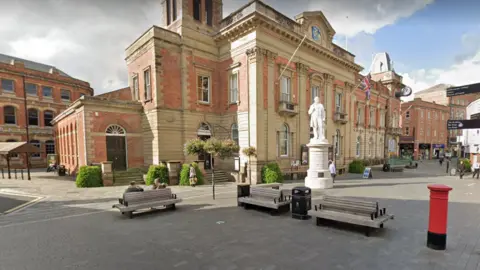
{"left": 400, "top": 98, "right": 449, "bottom": 160}
{"left": 415, "top": 84, "right": 480, "bottom": 156}
{"left": 0, "top": 53, "right": 93, "bottom": 168}
{"left": 53, "top": 0, "right": 404, "bottom": 182}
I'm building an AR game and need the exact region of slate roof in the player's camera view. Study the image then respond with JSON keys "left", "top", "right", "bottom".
{"left": 415, "top": 84, "right": 453, "bottom": 94}
{"left": 0, "top": 53, "right": 71, "bottom": 77}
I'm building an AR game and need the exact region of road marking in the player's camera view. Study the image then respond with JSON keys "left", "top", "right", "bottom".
{"left": 3, "top": 196, "right": 45, "bottom": 215}
{"left": 468, "top": 183, "right": 476, "bottom": 187}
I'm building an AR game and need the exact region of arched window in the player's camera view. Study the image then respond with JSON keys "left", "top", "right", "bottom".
{"left": 231, "top": 123, "right": 239, "bottom": 145}
{"left": 44, "top": 110, "right": 54, "bottom": 127}
{"left": 28, "top": 108, "right": 38, "bottom": 126}
{"left": 279, "top": 124, "right": 289, "bottom": 156}
{"left": 4, "top": 106, "right": 16, "bottom": 124}
{"left": 6, "top": 139, "right": 18, "bottom": 157}
{"left": 106, "top": 124, "right": 126, "bottom": 136}
{"left": 30, "top": 140, "right": 41, "bottom": 157}
{"left": 45, "top": 140, "right": 55, "bottom": 154}
{"left": 356, "top": 136, "right": 361, "bottom": 157}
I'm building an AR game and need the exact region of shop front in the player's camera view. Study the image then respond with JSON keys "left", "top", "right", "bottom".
{"left": 419, "top": 143, "right": 431, "bottom": 160}
{"left": 432, "top": 144, "right": 445, "bottom": 159}
{"left": 399, "top": 143, "right": 414, "bottom": 159}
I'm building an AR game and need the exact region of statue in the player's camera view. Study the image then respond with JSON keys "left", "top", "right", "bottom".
{"left": 308, "top": 97, "right": 326, "bottom": 141}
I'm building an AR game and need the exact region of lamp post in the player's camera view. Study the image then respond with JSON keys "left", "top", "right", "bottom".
{"left": 22, "top": 75, "right": 31, "bottom": 180}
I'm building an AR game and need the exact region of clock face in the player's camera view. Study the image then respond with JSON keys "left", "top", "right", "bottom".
{"left": 311, "top": 26, "right": 321, "bottom": 41}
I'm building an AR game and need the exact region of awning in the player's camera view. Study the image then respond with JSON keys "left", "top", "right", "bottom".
{"left": 0, "top": 142, "right": 42, "bottom": 155}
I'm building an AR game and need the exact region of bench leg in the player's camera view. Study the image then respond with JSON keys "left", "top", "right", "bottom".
{"left": 316, "top": 217, "right": 321, "bottom": 226}
{"left": 365, "top": 227, "right": 370, "bottom": 237}
{"left": 166, "top": 204, "right": 176, "bottom": 210}
{"left": 127, "top": 211, "right": 133, "bottom": 219}
{"left": 270, "top": 209, "right": 279, "bottom": 216}
{"left": 244, "top": 204, "right": 249, "bottom": 210}
{"left": 380, "top": 223, "right": 384, "bottom": 228}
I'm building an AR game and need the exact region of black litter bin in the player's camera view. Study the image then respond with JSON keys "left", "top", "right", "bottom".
{"left": 58, "top": 165, "right": 66, "bottom": 176}
{"left": 291, "top": 186, "right": 311, "bottom": 220}
{"left": 237, "top": 184, "right": 250, "bottom": 206}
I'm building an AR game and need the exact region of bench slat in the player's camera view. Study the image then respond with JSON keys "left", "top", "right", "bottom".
{"left": 309, "top": 209, "right": 394, "bottom": 228}
{"left": 114, "top": 198, "right": 182, "bottom": 212}
{"left": 323, "top": 196, "right": 378, "bottom": 208}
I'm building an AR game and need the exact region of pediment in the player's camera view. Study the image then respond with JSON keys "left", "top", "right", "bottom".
{"left": 295, "top": 11, "right": 336, "bottom": 47}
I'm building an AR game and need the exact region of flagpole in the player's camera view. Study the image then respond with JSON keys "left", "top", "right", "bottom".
{"left": 277, "top": 33, "right": 308, "bottom": 82}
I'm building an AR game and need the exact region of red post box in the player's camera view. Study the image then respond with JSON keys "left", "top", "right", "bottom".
{"left": 427, "top": 184, "right": 453, "bottom": 250}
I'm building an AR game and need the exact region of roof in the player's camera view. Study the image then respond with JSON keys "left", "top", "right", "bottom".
{"left": 0, "top": 142, "right": 42, "bottom": 155}
{"left": 0, "top": 53, "right": 71, "bottom": 77}
{"left": 415, "top": 84, "right": 453, "bottom": 95}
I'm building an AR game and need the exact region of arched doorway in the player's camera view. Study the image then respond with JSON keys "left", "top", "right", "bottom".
{"left": 106, "top": 124, "right": 127, "bottom": 171}
{"left": 197, "top": 122, "right": 213, "bottom": 169}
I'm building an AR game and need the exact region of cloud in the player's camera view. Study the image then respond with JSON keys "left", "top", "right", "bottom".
{"left": 0, "top": 0, "right": 431, "bottom": 94}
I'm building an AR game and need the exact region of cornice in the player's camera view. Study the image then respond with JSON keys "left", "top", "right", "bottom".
{"left": 296, "top": 62, "right": 310, "bottom": 74}
{"left": 323, "top": 73, "right": 335, "bottom": 82}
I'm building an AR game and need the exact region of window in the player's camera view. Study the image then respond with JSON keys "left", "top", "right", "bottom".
{"left": 280, "top": 76, "right": 291, "bottom": 102}
{"left": 144, "top": 68, "right": 151, "bottom": 101}
{"left": 231, "top": 123, "right": 239, "bottom": 145}
{"left": 380, "top": 112, "right": 385, "bottom": 127}
{"left": 357, "top": 107, "right": 364, "bottom": 124}
{"left": 193, "top": 0, "right": 201, "bottom": 21}
{"left": 335, "top": 92, "right": 342, "bottom": 112}
{"left": 311, "top": 86, "right": 319, "bottom": 103}
{"left": 45, "top": 140, "right": 55, "bottom": 154}
{"left": 406, "top": 111, "right": 410, "bottom": 118}
{"left": 4, "top": 106, "right": 16, "bottom": 124}
{"left": 279, "top": 124, "right": 289, "bottom": 156}
{"left": 434, "top": 130, "right": 437, "bottom": 137}
{"left": 28, "top": 108, "right": 38, "bottom": 126}
{"left": 369, "top": 108, "right": 375, "bottom": 126}
{"left": 428, "top": 111, "right": 431, "bottom": 119}
{"left": 420, "top": 110, "right": 424, "bottom": 118}
{"left": 6, "top": 139, "right": 18, "bottom": 158}
{"left": 172, "top": 0, "right": 177, "bottom": 21}
{"left": 61, "top": 89, "right": 71, "bottom": 101}
{"left": 356, "top": 136, "right": 361, "bottom": 157}
{"left": 132, "top": 76, "right": 139, "bottom": 100}
{"left": 166, "top": 0, "right": 171, "bottom": 25}
{"left": 405, "top": 127, "right": 410, "bottom": 135}
{"left": 30, "top": 140, "right": 41, "bottom": 158}
{"left": 434, "top": 112, "right": 438, "bottom": 119}
{"left": 334, "top": 130, "right": 341, "bottom": 156}
{"left": 44, "top": 111, "right": 54, "bottom": 127}
{"left": 25, "top": 83, "right": 37, "bottom": 95}
{"left": 229, "top": 72, "right": 238, "bottom": 103}
{"left": 42, "top": 86, "right": 52, "bottom": 98}
{"left": 368, "top": 138, "right": 373, "bottom": 157}
{"left": 1, "top": 79, "right": 14, "bottom": 92}
{"left": 197, "top": 75, "right": 210, "bottom": 103}
{"left": 205, "top": 0, "right": 213, "bottom": 26}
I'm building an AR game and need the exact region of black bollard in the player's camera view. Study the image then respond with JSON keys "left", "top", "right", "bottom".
{"left": 1, "top": 168, "right": 3, "bottom": 179}
{"left": 14, "top": 168, "right": 17, "bottom": 179}
{"left": 21, "top": 169, "right": 24, "bottom": 180}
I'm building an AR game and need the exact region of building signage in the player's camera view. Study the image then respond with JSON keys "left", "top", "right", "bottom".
{"left": 446, "top": 82, "right": 480, "bottom": 97}
{"left": 447, "top": 119, "right": 480, "bottom": 130}
{"left": 432, "top": 144, "right": 445, "bottom": 148}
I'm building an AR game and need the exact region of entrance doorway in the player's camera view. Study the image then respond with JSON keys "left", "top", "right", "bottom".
{"left": 106, "top": 125, "right": 127, "bottom": 171}
{"left": 197, "top": 122, "right": 213, "bottom": 170}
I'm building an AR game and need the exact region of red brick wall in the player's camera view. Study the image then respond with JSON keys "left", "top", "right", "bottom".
{"left": 127, "top": 45, "right": 156, "bottom": 110}
{"left": 96, "top": 87, "right": 132, "bottom": 101}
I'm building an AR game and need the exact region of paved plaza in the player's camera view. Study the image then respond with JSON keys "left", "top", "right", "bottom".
{"left": 0, "top": 162, "right": 480, "bottom": 269}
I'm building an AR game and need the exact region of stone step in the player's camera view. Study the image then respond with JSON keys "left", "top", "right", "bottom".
{"left": 203, "top": 170, "right": 232, "bottom": 184}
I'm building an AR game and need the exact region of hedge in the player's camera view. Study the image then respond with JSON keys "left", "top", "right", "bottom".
{"left": 179, "top": 162, "right": 204, "bottom": 186}
{"left": 348, "top": 159, "right": 365, "bottom": 174}
{"left": 76, "top": 166, "right": 103, "bottom": 188}
{"left": 261, "top": 162, "right": 284, "bottom": 183}
{"left": 145, "top": 164, "right": 169, "bottom": 185}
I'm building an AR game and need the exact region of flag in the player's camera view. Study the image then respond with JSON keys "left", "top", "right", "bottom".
{"left": 361, "top": 74, "right": 372, "bottom": 100}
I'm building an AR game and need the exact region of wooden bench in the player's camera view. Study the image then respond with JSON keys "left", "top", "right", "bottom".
{"left": 256, "top": 183, "right": 283, "bottom": 189}
{"left": 308, "top": 195, "right": 394, "bottom": 236}
{"left": 112, "top": 188, "right": 182, "bottom": 219}
{"left": 238, "top": 187, "right": 291, "bottom": 215}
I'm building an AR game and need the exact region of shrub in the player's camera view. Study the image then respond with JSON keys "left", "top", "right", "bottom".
{"left": 261, "top": 162, "right": 284, "bottom": 183}
{"left": 462, "top": 158, "right": 472, "bottom": 172}
{"left": 179, "top": 162, "right": 204, "bottom": 186}
{"left": 242, "top": 146, "right": 257, "bottom": 157}
{"left": 145, "top": 164, "right": 169, "bottom": 185}
{"left": 348, "top": 159, "right": 365, "bottom": 174}
{"left": 184, "top": 138, "right": 205, "bottom": 156}
{"left": 76, "top": 166, "right": 103, "bottom": 188}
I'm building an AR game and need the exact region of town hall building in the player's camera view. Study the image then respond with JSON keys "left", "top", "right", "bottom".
{"left": 52, "top": 0, "right": 404, "bottom": 183}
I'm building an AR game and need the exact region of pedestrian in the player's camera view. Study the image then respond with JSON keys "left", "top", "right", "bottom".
{"left": 458, "top": 161, "right": 465, "bottom": 179}
{"left": 473, "top": 161, "right": 480, "bottom": 179}
{"left": 446, "top": 158, "right": 450, "bottom": 174}
{"left": 152, "top": 178, "right": 167, "bottom": 189}
{"left": 189, "top": 164, "right": 197, "bottom": 187}
{"left": 329, "top": 160, "right": 336, "bottom": 183}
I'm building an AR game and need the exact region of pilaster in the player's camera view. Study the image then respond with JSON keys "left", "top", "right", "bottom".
{"left": 323, "top": 73, "right": 335, "bottom": 140}
{"left": 296, "top": 62, "right": 310, "bottom": 150}
{"left": 266, "top": 50, "right": 277, "bottom": 161}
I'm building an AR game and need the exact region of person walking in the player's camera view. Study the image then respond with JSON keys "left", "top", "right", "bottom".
{"left": 329, "top": 160, "right": 336, "bottom": 183}
{"left": 189, "top": 164, "right": 197, "bottom": 187}
{"left": 446, "top": 158, "right": 450, "bottom": 174}
{"left": 473, "top": 161, "right": 480, "bottom": 179}
{"left": 458, "top": 160, "right": 465, "bottom": 179}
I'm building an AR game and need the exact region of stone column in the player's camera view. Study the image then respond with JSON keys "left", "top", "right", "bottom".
{"left": 344, "top": 81, "right": 355, "bottom": 164}
{"left": 323, "top": 73, "right": 335, "bottom": 140}
{"left": 266, "top": 50, "right": 277, "bottom": 161}
{"left": 296, "top": 62, "right": 310, "bottom": 148}
{"left": 245, "top": 46, "right": 265, "bottom": 184}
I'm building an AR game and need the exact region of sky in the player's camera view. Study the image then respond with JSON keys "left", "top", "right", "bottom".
{"left": 1, "top": 0, "right": 479, "bottom": 99}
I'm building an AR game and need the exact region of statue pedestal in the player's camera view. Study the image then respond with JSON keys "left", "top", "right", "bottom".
{"left": 304, "top": 139, "right": 333, "bottom": 189}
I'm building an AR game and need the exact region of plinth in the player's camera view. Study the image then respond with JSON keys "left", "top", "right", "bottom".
{"left": 304, "top": 139, "right": 333, "bottom": 189}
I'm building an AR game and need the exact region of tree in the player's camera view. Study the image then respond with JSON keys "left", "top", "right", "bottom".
{"left": 184, "top": 138, "right": 239, "bottom": 199}
{"left": 241, "top": 146, "right": 257, "bottom": 184}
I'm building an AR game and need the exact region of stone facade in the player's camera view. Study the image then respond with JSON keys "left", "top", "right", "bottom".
{"left": 0, "top": 54, "right": 93, "bottom": 168}
{"left": 400, "top": 98, "right": 449, "bottom": 160}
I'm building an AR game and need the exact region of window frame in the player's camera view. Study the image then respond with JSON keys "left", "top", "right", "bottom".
{"left": 42, "top": 86, "right": 53, "bottom": 98}
{"left": 28, "top": 108, "right": 39, "bottom": 126}
{"left": 193, "top": 0, "right": 201, "bottom": 21}
{"left": 279, "top": 124, "right": 289, "bottom": 157}
{"left": 229, "top": 71, "right": 239, "bottom": 104}
{"left": 30, "top": 140, "right": 41, "bottom": 158}
{"left": 44, "top": 110, "right": 54, "bottom": 127}
{"left": 6, "top": 139, "right": 18, "bottom": 158}
{"left": 197, "top": 74, "right": 211, "bottom": 104}
{"left": 335, "top": 92, "right": 342, "bottom": 112}
{"left": 25, "top": 83, "right": 38, "bottom": 96}
{"left": 356, "top": 136, "right": 361, "bottom": 157}
{"left": 60, "top": 89, "right": 71, "bottom": 101}
{"left": 205, "top": 0, "right": 213, "bottom": 26}
{"left": 405, "top": 127, "right": 410, "bottom": 135}
{"left": 4, "top": 106, "right": 16, "bottom": 125}
{"left": 405, "top": 111, "right": 410, "bottom": 118}
{"left": 132, "top": 75, "right": 139, "bottom": 100}
{"left": 45, "top": 140, "right": 55, "bottom": 155}
{"left": 1, "top": 78, "right": 14, "bottom": 92}
{"left": 280, "top": 76, "right": 291, "bottom": 103}
{"left": 231, "top": 123, "right": 239, "bottom": 146}
{"left": 144, "top": 67, "right": 152, "bottom": 101}
{"left": 311, "top": 85, "right": 320, "bottom": 104}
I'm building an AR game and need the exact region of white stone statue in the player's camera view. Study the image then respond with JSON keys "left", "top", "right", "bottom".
{"left": 308, "top": 97, "right": 326, "bottom": 141}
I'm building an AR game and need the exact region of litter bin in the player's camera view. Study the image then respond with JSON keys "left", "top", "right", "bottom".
{"left": 291, "top": 186, "right": 311, "bottom": 220}
{"left": 58, "top": 165, "right": 66, "bottom": 176}
{"left": 237, "top": 184, "right": 250, "bottom": 206}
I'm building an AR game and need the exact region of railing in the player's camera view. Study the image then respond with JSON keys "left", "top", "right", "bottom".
{"left": 334, "top": 111, "right": 348, "bottom": 123}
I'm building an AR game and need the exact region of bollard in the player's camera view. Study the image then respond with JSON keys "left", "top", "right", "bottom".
{"left": 1, "top": 168, "right": 3, "bottom": 179}
{"left": 427, "top": 184, "right": 453, "bottom": 250}
{"left": 21, "top": 169, "right": 24, "bottom": 180}
{"left": 14, "top": 168, "right": 17, "bottom": 179}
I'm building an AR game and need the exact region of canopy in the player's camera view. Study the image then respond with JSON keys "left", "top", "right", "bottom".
{"left": 0, "top": 142, "right": 42, "bottom": 155}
